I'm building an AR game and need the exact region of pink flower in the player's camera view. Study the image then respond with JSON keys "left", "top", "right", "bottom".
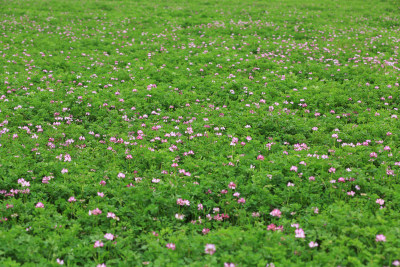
{"left": 107, "top": 212, "right": 116, "bottom": 219}
{"left": 61, "top": 168, "right": 68, "bottom": 174}
{"left": 370, "top": 152, "right": 378, "bottom": 158}
{"left": 94, "top": 240, "right": 104, "bottom": 248}
{"left": 97, "top": 192, "right": 105, "bottom": 197}
{"left": 198, "top": 204, "right": 203, "bottom": 210}
{"left": 228, "top": 182, "right": 236, "bottom": 189}
{"left": 175, "top": 214, "right": 185, "bottom": 220}
{"left": 270, "top": 209, "right": 282, "bottom": 218}
{"left": 376, "top": 234, "right": 386, "bottom": 242}
{"left": 295, "top": 228, "right": 305, "bottom": 238}
{"left": 104, "top": 233, "right": 114, "bottom": 240}
{"left": 309, "top": 241, "right": 318, "bottom": 248}
{"left": 202, "top": 228, "right": 210, "bottom": 235}
{"left": 68, "top": 196, "right": 76, "bottom": 202}
{"left": 224, "top": 263, "right": 236, "bottom": 267}
{"left": 56, "top": 259, "right": 64, "bottom": 265}
{"left": 100, "top": 180, "right": 106, "bottom": 186}
{"left": 36, "top": 202, "right": 44, "bottom": 208}
{"left": 166, "top": 243, "right": 176, "bottom": 250}
{"left": 205, "top": 244, "right": 216, "bottom": 255}
{"left": 347, "top": 191, "right": 355, "bottom": 196}
{"left": 117, "top": 172, "right": 125, "bottom": 178}
{"left": 89, "top": 208, "right": 102, "bottom": 215}
{"left": 290, "top": 166, "right": 298, "bottom": 172}
{"left": 376, "top": 199, "right": 385, "bottom": 205}
{"left": 237, "top": 198, "right": 246, "bottom": 204}
{"left": 257, "top": 155, "right": 265, "bottom": 161}
{"left": 97, "top": 264, "right": 106, "bottom": 267}
{"left": 393, "top": 260, "right": 400, "bottom": 266}
{"left": 177, "top": 198, "right": 190, "bottom": 206}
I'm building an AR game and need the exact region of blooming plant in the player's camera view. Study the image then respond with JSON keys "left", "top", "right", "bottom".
{"left": 0, "top": 0, "right": 399, "bottom": 266}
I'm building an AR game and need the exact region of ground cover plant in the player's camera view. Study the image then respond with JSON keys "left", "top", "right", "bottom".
{"left": 1, "top": 0, "right": 400, "bottom": 265}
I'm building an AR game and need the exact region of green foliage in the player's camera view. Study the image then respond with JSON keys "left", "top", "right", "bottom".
{"left": 1, "top": 0, "right": 400, "bottom": 265}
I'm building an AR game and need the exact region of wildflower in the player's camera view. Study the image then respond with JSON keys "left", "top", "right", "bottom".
{"left": 202, "top": 228, "right": 210, "bottom": 235}
{"left": 56, "top": 259, "right": 64, "bottom": 265}
{"left": 117, "top": 173, "right": 125, "bottom": 178}
{"left": 270, "top": 209, "right": 282, "bottom": 218}
{"left": 36, "top": 202, "right": 44, "bottom": 208}
{"left": 267, "top": 224, "right": 276, "bottom": 231}
{"left": 257, "top": 155, "right": 265, "bottom": 160}
{"left": 224, "top": 263, "right": 236, "bottom": 267}
{"left": 393, "top": 260, "right": 400, "bottom": 266}
{"left": 18, "top": 178, "right": 30, "bottom": 187}
{"left": 104, "top": 233, "right": 114, "bottom": 240}
{"left": 309, "top": 241, "right": 319, "bottom": 248}
{"left": 61, "top": 168, "right": 68, "bottom": 174}
{"left": 175, "top": 214, "right": 185, "bottom": 220}
{"left": 295, "top": 228, "right": 306, "bottom": 238}
{"left": 177, "top": 198, "right": 190, "bottom": 206}
{"left": 107, "top": 212, "right": 116, "bottom": 219}
{"left": 370, "top": 152, "right": 378, "bottom": 158}
{"left": 97, "top": 264, "right": 106, "bottom": 267}
{"left": 347, "top": 191, "right": 355, "bottom": 196}
{"left": 94, "top": 240, "right": 104, "bottom": 248}
{"left": 290, "top": 166, "right": 298, "bottom": 172}
{"left": 198, "top": 204, "right": 203, "bottom": 210}
{"left": 64, "top": 154, "right": 72, "bottom": 162}
{"left": 238, "top": 198, "right": 246, "bottom": 204}
{"left": 166, "top": 243, "right": 176, "bottom": 250}
{"left": 376, "top": 234, "right": 386, "bottom": 242}
{"left": 376, "top": 199, "right": 385, "bottom": 205}
{"left": 97, "top": 192, "right": 105, "bottom": 197}
{"left": 100, "top": 180, "right": 106, "bottom": 186}
{"left": 68, "top": 196, "right": 76, "bottom": 202}
{"left": 89, "top": 208, "right": 102, "bottom": 215}
{"left": 205, "top": 244, "right": 216, "bottom": 255}
{"left": 228, "top": 182, "right": 236, "bottom": 189}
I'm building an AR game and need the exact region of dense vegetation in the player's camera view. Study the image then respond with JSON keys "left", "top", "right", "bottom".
{"left": 1, "top": 0, "right": 400, "bottom": 265}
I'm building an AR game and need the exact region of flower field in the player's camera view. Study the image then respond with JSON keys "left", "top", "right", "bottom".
{"left": 1, "top": 0, "right": 400, "bottom": 266}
